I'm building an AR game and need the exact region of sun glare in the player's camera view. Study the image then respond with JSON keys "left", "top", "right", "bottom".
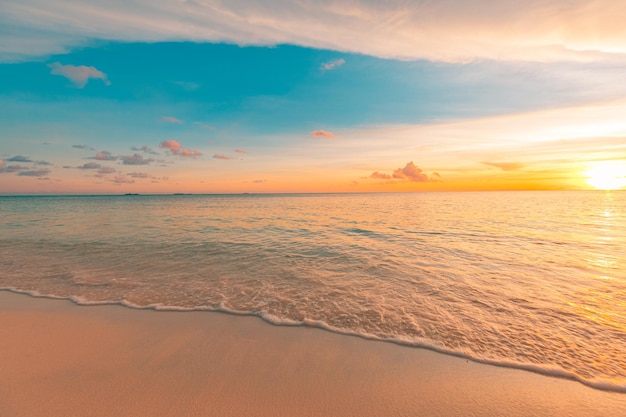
{"left": 584, "top": 161, "right": 626, "bottom": 190}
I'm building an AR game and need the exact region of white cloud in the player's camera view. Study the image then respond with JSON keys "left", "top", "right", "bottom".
{"left": 347, "top": 98, "right": 626, "bottom": 172}
{"left": 48, "top": 62, "right": 110, "bottom": 88}
{"left": 3, "top": 1, "right": 626, "bottom": 63}
{"left": 321, "top": 58, "right": 345, "bottom": 71}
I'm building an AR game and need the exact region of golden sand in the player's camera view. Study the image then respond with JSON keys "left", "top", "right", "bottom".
{"left": 1, "top": 291, "right": 624, "bottom": 417}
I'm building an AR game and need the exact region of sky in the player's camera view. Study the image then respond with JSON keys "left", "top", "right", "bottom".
{"left": 1, "top": 0, "right": 626, "bottom": 194}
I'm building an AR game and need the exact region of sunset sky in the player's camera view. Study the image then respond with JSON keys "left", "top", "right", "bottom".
{"left": 1, "top": 0, "right": 626, "bottom": 193}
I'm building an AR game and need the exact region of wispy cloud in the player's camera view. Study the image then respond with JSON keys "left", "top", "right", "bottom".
{"left": 213, "top": 153, "right": 235, "bottom": 160}
{"left": 311, "top": 129, "right": 336, "bottom": 139}
{"left": 122, "top": 153, "right": 153, "bottom": 165}
{"left": 93, "top": 166, "right": 118, "bottom": 178}
{"left": 162, "top": 116, "right": 183, "bottom": 124}
{"left": 347, "top": 99, "right": 626, "bottom": 177}
{"left": 193, "top": 122, "right": 215, "bottom": 130}
{"left": 48, "top": 62, "right": 110, "bottom": 88}
{"left": 112, "top": 175, "right": 134, "bottom": 185}
{"left": 234, "top": 148, "right": 247, "bottom": 154}
{"left": 481, "top": 161, "right": 525, "bottom": 171}
{"left": 127, "top": 172, "right": 151, "bottom": 178}
{"left": 78, "top": 162, "right": 102, "bottom": 170}
{"left": 102, "top": 171, "right": 167, "bottom": 184}
{"left": 0, "top": 164, "right": 27, "bottom": 174}
{"left": 18, "top": 169, "right": 51, "bottom": 177}
{"left": 5, "top": 1, "right": 625, "bottom": 63}
{"left": 321, "top": 58, "right": 345, "bottom": 71}
{"left": 72, "top": 144, "right": 95, "bottom": 150}
{"left": 131, "top": 145, "right": 159, "bottom": 155}
{"left": 370, "top": 161, "right": 439, "bottom": 183}
{"left": 97, "top": 167, "right": 117, "bottom": 175}
{"left": 6, "top": 155, "right": 32, "bottom": 162}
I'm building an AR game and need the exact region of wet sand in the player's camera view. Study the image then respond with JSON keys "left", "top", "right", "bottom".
{"left": 1, "top": 291, "right": 624, "bottom": 417}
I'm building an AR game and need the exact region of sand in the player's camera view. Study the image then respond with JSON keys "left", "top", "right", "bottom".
{"left": 0, "top": 291, "right": 624, "bottom": 417}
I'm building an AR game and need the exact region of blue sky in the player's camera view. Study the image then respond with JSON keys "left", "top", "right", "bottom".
{"left": 2, "top": 1, "right": 626, "bottom": 193}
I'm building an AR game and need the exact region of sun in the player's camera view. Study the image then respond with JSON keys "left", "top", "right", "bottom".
{"left": 584, "top": 161, "right": 626, "bottom": 190}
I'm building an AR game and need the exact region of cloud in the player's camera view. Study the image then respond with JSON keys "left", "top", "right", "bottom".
{"left": 160, "top": 140, "right": 182, "bottom": 154}
{"left": 162, "top": 116, "right": 183, "bottom": 124}
{"left": 0, "top": 164, "right": 27, "bottom": 173}
{"left": 371, "top": 161, "right": 439, "bottom": 182}
{"left": 321, "top": 58, "right": 345, "bottom": 71}
{"left": 252, "top": 179, "right": 267, "bottom": 183}
{"left": 97, "top": 167, "right": 116, "bottom": 175}
{"left": 131, "top": 145, "right": 159, "bottom": 155}
{"left": 234, "top": 148, "right": 247, "bottom": 154}
{"left": 78, "top": 162, "right": 102, "bottom": 170}
{"left": 481, "top": 161, "right": 525, "bottom": 171}
{"left": 122, "top": 153, "right": 153, "bottom": 165}
{"left": 127, "top": 172, "right": 150, "bottom": 178}
{"left": 112, "top": 175, "right": 135, "bottom": 184}
{"left": 370, "top": 171, "right": 392, "bottom": 180}
{"left": 72, "top": 144, "right": 95, "bottom": 150}
{"left": 181, "top": 149, "right": 201, "bottom": 157}
{"left": 35, "top": 160, "right": 53, "bottom": 166}
{"left": 394, "top": 161, "right": 436, "bottom": 182}
{"left": 90, "top": 151, "right": 117, "bottom": 161}
{"left": 48, "top": 62, "right": 110, "bottom": 88}
{"left": 4, "top": 1, "right": 626, "bottom": 63}
{"left": 213, "top": 153, "right": 235, "bottom": 160}
{"left": 311, "top": 130, "right": 336, "bottom": 138}
{"left": 6, "top": 155, "right": 33, "bottom": 162}
{"left": 160, "top": 140, "right": 201, "bottom": 158}
{"left": 18, "top": 169, "right": 51, "bottom": 177}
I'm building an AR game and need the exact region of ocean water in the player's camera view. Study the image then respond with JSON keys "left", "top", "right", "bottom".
{"left": 1, "top": 191, "right": 625, "bottom": 392}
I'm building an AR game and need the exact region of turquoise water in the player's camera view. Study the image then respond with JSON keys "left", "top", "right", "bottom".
{"left": 1, "top": 192, "right": 625, "bottom": 391}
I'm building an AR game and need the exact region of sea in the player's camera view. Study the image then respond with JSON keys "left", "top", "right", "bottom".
{"left": 1, "top": 191, "right": 624, "bottom": 392}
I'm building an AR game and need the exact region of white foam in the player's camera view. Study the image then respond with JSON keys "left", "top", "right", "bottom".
{"left": 2, "top": 286, "right": 625, "bottom": 393}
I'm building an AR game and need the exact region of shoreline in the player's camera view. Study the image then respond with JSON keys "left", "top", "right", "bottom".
{"left": 3, "top": 287, "right": 624, "bottom": 394}
{"left": 1, "top": 291, "right": 625, "bottom": 417}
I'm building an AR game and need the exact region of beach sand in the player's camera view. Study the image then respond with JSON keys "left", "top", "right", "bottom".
{"left": 1, "top": 291, "right": 624, "bottom": 417}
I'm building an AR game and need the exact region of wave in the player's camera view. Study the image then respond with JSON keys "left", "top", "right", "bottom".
{"left": 2, "top": 286, "right": 625, "bottom": 394}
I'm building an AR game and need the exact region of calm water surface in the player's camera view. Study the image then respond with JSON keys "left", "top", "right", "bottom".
{"left": 1, "top": 191, "right": 625, "bottom": 391}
